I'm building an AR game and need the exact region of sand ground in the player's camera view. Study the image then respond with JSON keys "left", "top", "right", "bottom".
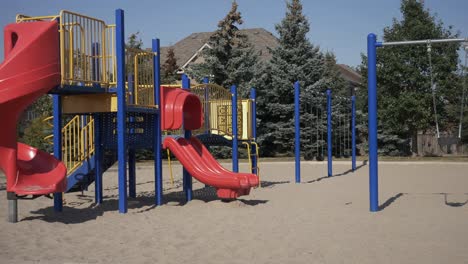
{"left": 0, "top": 160, "right": 467, "bottom": 264}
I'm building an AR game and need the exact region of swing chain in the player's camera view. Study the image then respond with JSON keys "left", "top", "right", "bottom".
{"left": 427, "top": 41, "right": 440, "bottom": 138}
{"left": 458, "top": 43, "right": 468, "bottom": 138}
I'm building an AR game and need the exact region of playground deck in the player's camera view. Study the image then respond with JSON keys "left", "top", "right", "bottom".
{"left": 0, "top": 161, "right": 467, "bottom": 264}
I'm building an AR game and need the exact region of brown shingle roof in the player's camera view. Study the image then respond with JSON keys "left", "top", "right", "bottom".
{"left": 337, "top": 64, "right": 362, "bottom": 85}
{"left": 159, "top": 28, "right": 361, "bottom": 86}
{"left": 160, "top": 28, "right": 279, "bottom": 69}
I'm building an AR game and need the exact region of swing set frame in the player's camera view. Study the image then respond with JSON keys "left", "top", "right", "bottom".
{"left": 366, "top": 33, "right": 468, "bottom": 212}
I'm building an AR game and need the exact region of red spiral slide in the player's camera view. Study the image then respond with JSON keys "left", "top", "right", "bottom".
{"left": 0, "top": 21, "right": 66, "bottom": 195}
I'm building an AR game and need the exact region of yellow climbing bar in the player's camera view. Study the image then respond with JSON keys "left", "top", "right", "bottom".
{"left": 166, "top": 149, "right": 175, "bottom": 187}
{"left": 243, "top": 141, "right": 261, "bottom": 187}
{"left": 251, "top": 141, "right": 261, "bottom": 187}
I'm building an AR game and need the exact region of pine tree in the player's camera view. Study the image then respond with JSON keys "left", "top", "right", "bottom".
{"left": 322, "top": 52, "right": 348, "bottom": 96}
{"left": 188, "top": 1, "right": 259, "bottom": 96}
{"left": 358, "top": 0, "right": 461, "bottom": 155}
{"left": 253, "top": 0, "right": 327, "bottom": 156}
{"left": 162, "top": 47, "right": 179, "bottom": 84}
{"left": 18, "top": 95, "right": 52, "bottom": 140}
{"left": 19, "top": 114, "right": 52, "bottom": 153}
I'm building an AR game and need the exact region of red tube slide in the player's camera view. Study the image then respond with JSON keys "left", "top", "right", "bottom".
{"left": 163, "top": 137, "right": 258, "bottom": 199}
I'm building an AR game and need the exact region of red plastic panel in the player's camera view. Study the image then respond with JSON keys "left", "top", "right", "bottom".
{"left": 0, "top": 21, "right": 66, "bottom": 194}
{"left": 160, "top": 86, "right": 203, "bottom": 130}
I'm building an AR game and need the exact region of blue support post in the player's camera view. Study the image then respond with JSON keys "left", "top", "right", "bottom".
{"left": 53, "top": 95, "right": 62, "bottom": 211}
{"left": 128, "top": 75, "right": 134, "bottom": 104}
{"left": 127, "top": 74, "right": 136, "bottom": 198}
{"left": 231, "top": 85, "right": 239, "bottom": 173}
{"left": 128, "top": 149, "right": 136, "bottom": 198}
{"left": 182, "top": 74, "right": 193, "bottom": 202}
{"left": 92, "top": 43, "right": 100, "bottom": 83}
{"left": 294, "top": 81, "right": 301, "bottom": 183}
{"left": 116, "top": 9, "right": 128, "bottom": 213}
{"left": 94, "top": 115, "right": 103, "bottom": 204}
{"left": 250, "top": 88, "right": 257, "bottom": 175}
{"left": 153, "top": 38, "right": 163, "bottom": 206}
{"left": 327, "top": 89, "right": 332, "bottom": 177}
{"left": 351, "top": 95, "right": 356, "bottom": 172}
{"left": 368, "top": 33, "right": 380, "bottom": 212}
{"left": 203, "top": 77, "right": 210, "bottom": 134}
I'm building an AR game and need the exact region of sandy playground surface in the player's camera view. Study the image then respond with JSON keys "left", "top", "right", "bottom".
{"left": 0, "top": 160, "right": 467, "bottom": 264}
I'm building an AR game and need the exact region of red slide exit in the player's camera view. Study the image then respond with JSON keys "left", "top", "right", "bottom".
{"left": 0, "top": 21, "right": 66, "bottom": 195}
{"left": 163, "top": 137, "right": 259, "bottom": 199}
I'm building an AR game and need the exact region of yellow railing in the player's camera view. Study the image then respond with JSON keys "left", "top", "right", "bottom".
{"left": 190, "top": 84, "right": 254, "bottom": 140}
{"left": 45, "top": 115, "right": 95, "bottom": 175}
{"left": 16, "top": 11, "right": 117, "bottom": 88}
{"left": 133, "top": 50, "right": 156, "bottom": 107}
{"left": 62, "top": 115, "right": 95, "bottom": 173}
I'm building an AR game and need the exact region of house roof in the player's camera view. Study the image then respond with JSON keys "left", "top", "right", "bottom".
{"left": 159, "top": 28, "right": 361, "bottom": 86}
{"left": 160, "top": 28, "right": 279, "bottom": 69}
{"left": 337, "top": 64, "right": 362, "bottom": 85}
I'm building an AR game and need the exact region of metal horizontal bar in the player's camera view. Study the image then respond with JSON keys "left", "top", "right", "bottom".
{"left": 381, "top": 38, "right": 468, "bottom": 47}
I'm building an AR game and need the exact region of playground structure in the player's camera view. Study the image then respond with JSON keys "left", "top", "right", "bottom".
{"left": 367, "top": 33, "right": 468, "bottom": 212}
{"left": 293, "top": 82, "right": 357, "bottom": 183}
{"left": 0, "top": 9, "right": 259, "bottom": 222}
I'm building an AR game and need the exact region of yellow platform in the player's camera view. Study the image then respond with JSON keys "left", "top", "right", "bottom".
{"left": 62, "top": 94, "right": 118, "bottom": 114}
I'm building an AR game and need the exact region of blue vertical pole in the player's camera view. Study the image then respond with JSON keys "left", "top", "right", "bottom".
{"left": 91, "top": 42, "right": 102, "bottom": 201}
{"left": 92, "top": 43, "right": 100, "bottom": 83}
{"left": 203, "top": 77, "right": 210, "bottom": 134}
{"left": 128, "top": 149, "right": 136, "bottom": 198}
{"left": 127, "top": 74, "right": 136, "bottom": 198}
{"left": 327, "top": 89, "right": 332, "bottom": 177}
{"left": 153, "top": 38, "right": 163, "bottom": 206}
{"left": 250, "top": 88, "right": 257, "bottom": 175}
{"left": 128, "top": 75, "right": 134, "bottom": 104}
{"left": 53, "top": 95, "right": 62, "bottom": 211}
{"left": 116, "top": 9, "right": 127, "bottom": 213}
{"left": 231, "top": 85, "right": 239, "bottom": 173}
{"left": 94, "top": 115, "right": 103, "bottom": 204}
{"left": 351, "top": 95, "right": 356, "bottom": 171}
{"left": 294, "top": 81, "right": 301, "bottom": 183}
{"left": 182, "top": 74, "right": 193, "bottom": 202}
{"left": 368, "top": 33, "right": 379, "bottom": 212}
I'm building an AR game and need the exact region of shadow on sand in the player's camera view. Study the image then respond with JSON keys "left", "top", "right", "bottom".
{"left": 260, "top": 180, "right": 290, "bottom": 188}
{"left": 377, "top": 192, "right": 468, "bottom": 211}
{"left": 379, "top": 193, "right": 404, "bottom": 210}
{"left": 442, "top": 193, "right": 468, "bottom": 207}
{"left": 306, "top": 160, "right": 367, "bottom": 184}
{"left": 21, "top": 186, "right": 268, "bottom": 224}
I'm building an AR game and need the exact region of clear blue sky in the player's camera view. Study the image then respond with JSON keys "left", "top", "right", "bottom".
{"left": 1, "top": 0, "right": 467, "bottom": 66}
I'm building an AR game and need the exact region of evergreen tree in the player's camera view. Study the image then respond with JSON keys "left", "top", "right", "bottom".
{"left": 18, "top": 95, "right": 52, "bottom": 144}
{"left": 125, "top": 32, "right": 144, "bottom": 76}
{"left": 322, "top": 52, "right": 348, "bottom": 97}
{"left": 162, "top": 47, "right": 179, "bottom": 84}
{"left": 358, "top": 0, "right": 461, "bottom": 155}
{"left": 126, "top": 32, "right": 143, "bottom": 50}
{"left": 253, "top": 0, "right": 326, "bottom": 156}
{"left": 188, "top": 1, "right": 259, "bottom": 96}
{"left": 20, "top": 115, "right": 53, "bottom": 153}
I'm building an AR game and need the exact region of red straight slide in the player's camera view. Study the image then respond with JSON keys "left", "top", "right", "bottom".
{"left": 163, "top": 137, "right": 259, "bottom": 199}
{"left": 0, "top": 21, "right": 66, "bottom": 195}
